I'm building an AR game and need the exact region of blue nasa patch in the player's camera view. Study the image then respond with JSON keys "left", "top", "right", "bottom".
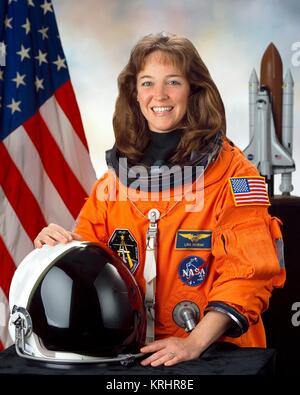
{"left": 178, "top": 256, "right": 208, "bottom": 287}
{"left": 176, "top": 230, "right": 212, "bottom": 250}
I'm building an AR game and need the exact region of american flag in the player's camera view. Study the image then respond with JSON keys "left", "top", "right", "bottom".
{"left": 229, "top": 177, "right": 270, "bottom": 206}
{"left": 0, "top": 0, "right": 96, "bottom": 350}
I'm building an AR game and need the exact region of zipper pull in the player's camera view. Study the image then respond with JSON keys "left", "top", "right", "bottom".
{"left": 146, "top": 208, "right": 160, "bottom": 252}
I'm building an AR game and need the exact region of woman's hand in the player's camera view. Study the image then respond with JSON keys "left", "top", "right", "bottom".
{"left": 34, "top": 223, "right": 82, "bottom": 248}
{"left": 140, "top": 310, "right": 233, "bottom": 367}
{"left": 140, "top": 336, "right": 202, "bottom": 367}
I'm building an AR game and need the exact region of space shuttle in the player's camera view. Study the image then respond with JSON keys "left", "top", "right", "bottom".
{"left": 244, "top": 43, "right": 295, "bottom": 196}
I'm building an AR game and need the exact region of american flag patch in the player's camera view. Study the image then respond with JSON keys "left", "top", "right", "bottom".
{"left": 229, "top": 177, "right": 270, "bottom": 206}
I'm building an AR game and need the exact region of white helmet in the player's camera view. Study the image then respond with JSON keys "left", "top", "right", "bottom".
{"left": 9, "top": 241, "right": 146, "bottom": 365}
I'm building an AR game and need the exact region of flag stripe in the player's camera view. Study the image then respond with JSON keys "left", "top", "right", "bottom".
{"left": 0, "top": 237, "right": 16, "bottom": 300}
{"left": 235, "top": 193, "right": 268, "bottom": 197}
{"left": 0, "top": 186, "right": 33, "bottom": 266}
{"left": 235, "top": 198, "right": 270, "bottom": 202}
{"left": 54, "top": 80, "right": 89, "bottom": 149}
{"left": 3, "top": 126, "right": 75, "bottom": 230}
{"left": 246, "top": 186, "right": 265, "bottom": 190}
{"left": 0, "top": 143, "right": 47, "bottom": 241}
{"left": 0, "top": 287, "right": 13, "bottom": 349}
{"left": 24, "top": 113, "right": 87, "bottom": 219}
{"left": 0, "top": 0, "right": 96, "bottom": 350}
{"left": 244, "top": 185, "right": 265, "bottom": 189}
{"left": 0, "top": 237, "right": 16, "bottom": 348}
{"left": 39, "top": 95, "right": 95, "bottom": 195}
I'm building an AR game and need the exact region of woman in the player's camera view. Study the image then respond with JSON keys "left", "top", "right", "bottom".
{"left": 34, "top": 32, "right": 285, "bottom": 367}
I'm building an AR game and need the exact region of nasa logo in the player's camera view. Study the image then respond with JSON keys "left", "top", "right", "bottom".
{"left": 178, "top": 256, "right": 208, "bottom": 287}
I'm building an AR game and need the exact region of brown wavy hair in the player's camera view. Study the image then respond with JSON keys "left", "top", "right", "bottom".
{"left": 113, "top": 32, "right": 226, "bottom": 164}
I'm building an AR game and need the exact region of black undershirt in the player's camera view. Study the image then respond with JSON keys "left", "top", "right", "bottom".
{"left": 142, "top": 129, "right": 182, "bottom": 167}
{"left": 106, "top": 130, "right": 223, "bottom": 191}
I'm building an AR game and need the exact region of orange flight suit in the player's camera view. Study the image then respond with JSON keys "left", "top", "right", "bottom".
{"left": 75, "top": 140, "right": 285, "bottom": 347}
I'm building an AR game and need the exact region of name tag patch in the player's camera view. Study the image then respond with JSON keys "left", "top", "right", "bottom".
{"left": 108, "top": 229, "right": 139, "bottom": 273}
{"left": 178, "top": 256, "right": 208, "bottom": 287}
{"left": 176, "top": 230, "right": 212, "bottom": 250}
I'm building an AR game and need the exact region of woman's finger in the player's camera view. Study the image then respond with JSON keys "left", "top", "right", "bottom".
{"left": 70, "top": 232, "right": 82, "bottom": 241}
{"left": 151, "top": 351, "right": 179, "bottom": 367}
{"left": 48, "top": 224, "right": 73, "bottom": 241}
{"left": 140, "top": 349, "right": 166, "bottom": 366}
{"left": 34, "top": 226, "right": 76, "bottom": 248}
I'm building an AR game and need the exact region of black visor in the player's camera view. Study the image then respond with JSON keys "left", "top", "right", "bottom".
{"left": 27, "top": 243, "right": 146, "bottom": 357}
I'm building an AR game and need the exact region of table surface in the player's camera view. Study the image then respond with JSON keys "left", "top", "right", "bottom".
{"left": 0, "top": 343, "right": 276, "bottom": 376}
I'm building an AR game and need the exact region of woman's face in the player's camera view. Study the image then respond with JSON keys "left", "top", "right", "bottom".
{"left": 136, "top": 51, "right": 190, "bottom": 133}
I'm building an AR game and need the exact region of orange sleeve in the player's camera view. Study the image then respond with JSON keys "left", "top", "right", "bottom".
{"left": 207, "top": 158, "right": 286, "bottom": 327}
{"left": 210, "top": 206, "right": 285, "bottom": 326}
{"left": 74, "top": 173, "right": 110, "bottom": 244}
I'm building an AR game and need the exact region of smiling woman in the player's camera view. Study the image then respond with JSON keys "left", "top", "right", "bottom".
{"left": 113, "top": 33, "right": 226, "bottom": 165}
{"left": 136, "top": 51, "right": 190, "bottom": 133}
{"left": 34, "top": 32, "right": 285, "bottom": 368}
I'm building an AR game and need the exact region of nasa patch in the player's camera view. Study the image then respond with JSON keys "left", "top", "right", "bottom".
{"left": 178, "top": 256, "right": 208, "bottom": 287}
{"left": 108, "top": 229, "right": 139, "bottom": 273}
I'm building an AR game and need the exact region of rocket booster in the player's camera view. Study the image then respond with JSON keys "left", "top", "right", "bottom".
{"left": 249, "top": 68, "right": 259, "bottom": 140}
{"left": 260, "top": 44, "right": 283, "bottom": 143}
{"left": 244, "top": 43, "right": 295, "bottom": 195}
